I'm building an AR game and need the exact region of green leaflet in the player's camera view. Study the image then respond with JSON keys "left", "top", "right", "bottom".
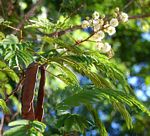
{"left": 4, "top": 120, "right": 46, "bottom": 136}
{"left": 112, "top": 102, "right": 133, "bottom": 129}
{"left": 8, "top": 120, "right": 30, "bottom": 126}
{"left": 25, "top": 18, "right": 55, "bottom": 34}
{"left": 0, "top": 99, "right": 10, "bottom": 113}
{"left": 31, "top": 120, "right": 46, "bottom": 133}
{"left": 56, "top": 113, "right": 91, "bottom": 133}
{"left": 87, "top": 105, "right": 108, "bottom": 136}
{"left": 4, "top": 51, "right": 15, "bottom": 61}
{"left": 55, "top": 63, "right": 79, "bottom": 85}
{"left": 64, "top": 55, "right": 97, "bottom": 65}
{"left": 0, "top": 61, "right": 19, "bottom": 82}
{"left": 3, "top": 126, "right": 27, "bottom": 136}
{"left": 0, "top": 60, "right": 7, "bottom": 68}
{"left": 17, "top": 50, "right": 33, "bottom": 66}
{"left": 0, "top": 36, "right": 34, "bottom": 67}
{"left": 1, "top": 34, "right": 19, "bottom": 45}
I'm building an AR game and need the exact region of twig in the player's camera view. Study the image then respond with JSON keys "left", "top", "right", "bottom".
{"left": 48, "top": 25, "right": 82, "bottom": 37}
{"left": 0, "top": 115, "right": 4, "bottom": 136}
{"left": 11, "top": 112, "right": 19, "bottom": 121}
{"left": 13, "top": 0, "right": 43, "bottom": 34}
{"left": 5, "top": 76, "right": 25, "bottom": 102}
{"left": 63, "top": 4, "right": 84, "bottom": 23}
{"left": 129, "top": 13, "right": 150, "bottom": 19}
{"left": 73, "top": 25, "right": 109, "bottom": 46}
{"left": 123, "top": 0, "right": 135, "bottom": 10}
{"left": 73, "top": 32, "right": 95, "bottom": 46}
{"left": 44, "top": 69, "right": 59, "bottom": 78}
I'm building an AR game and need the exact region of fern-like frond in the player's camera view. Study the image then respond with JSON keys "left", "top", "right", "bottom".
{"left": 112, "top": 102, "right": 133, "bottom": 129}
{"left": 57, "top": 86, "right": 150, "bottom": 118}
{"left": 56, "top": 113, "right": 91, "bottom": 133}
{"left": 55, "top": 55, "right": 114, "bottom": 88}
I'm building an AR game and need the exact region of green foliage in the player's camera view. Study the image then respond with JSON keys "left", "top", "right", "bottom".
{"left": 112, "top": 102, "right": 132, "bottom": 129}
{"left": 0, "top": 60, "right": 19, "bottom": 99}
{"left": 0, "top": 35, "right": 33, "bottom": 67}
{"left": 0, "top": 99, "right": 10, "bottom": 113}
{"left": 55, "top": 63, "right": 79, "bottom": 85}
{"left": 0, "top": 60, "right": 19, "bottom": 82}
{"left": 0, "top": 0, "right": 150, "bottom": 135}
{"left": 3, "top": 120, "right": 46, "bottom": 136}
{"left": 56, "top": 113, "right": 92, "bottom": 133}
{"left": 56, "top": 86, "right": 150, "bottom": 130}
{"left": 87, "top": 105, "right": 108, "bottom": 136}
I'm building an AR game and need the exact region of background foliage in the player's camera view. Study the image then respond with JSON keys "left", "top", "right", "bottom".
{"left": 0, "top": 0, "right": 150, "bottom": 136}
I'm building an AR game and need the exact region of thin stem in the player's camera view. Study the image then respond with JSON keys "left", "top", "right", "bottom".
{"left": 47, "top": 25, "right": 82, "bottom": 37}
{"left": 0, "top": 115, "right": 4, "bottom": 135}
{"left": 73, "top": 25, "right": 109, "bottom": 46}
{"left": 5, "top": 75, "right": 25, "bottom": 102}
{"left": 45, "top": 68, "right": 60, "bottom": 78}
{"left": 123, "top": 0, "right": 135, "bottom": 10}
{"left": 129, "top": 13, "right": 150, "bottom": 19}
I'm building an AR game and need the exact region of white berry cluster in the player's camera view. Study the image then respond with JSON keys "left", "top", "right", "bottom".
{"left": 81, "top": 8, "right": 128, "bottom": 53}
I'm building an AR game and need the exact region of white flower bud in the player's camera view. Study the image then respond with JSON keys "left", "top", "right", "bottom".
{"left": 88, "top": 19, "right": 92, "bottom": 25}
{"left": 92, "top": 11, "right": 100, "bottom": 20}
{"left": 120, "top": 12, "right": 128, "bottom": 22}
{"left": 93, "top": 31, "right": 105, "bottom": 41}
{"left": 106, "top": 26, "right": 116, "bottom": 35}
{"left": 97, "top": 31, "right": 105, "bottom": 40}
{"left": 103, "top": 23, "right": 109, "bottom": 28}
{"left": 93, "top": 19, "right": 104, "bottom": 32}
{"left": 115, "top": 7, "right": 120, "bottom": 12}
{"left": 110, "top": 18, "right": 119, "bottom": 27}
{"left": 93, "top": 24, "right": 101, "bottom": 32}
{"left": 93, "top": 19, "right": 99, "bottom": 25}
{"left": 97, "top": 42, "right": 104, "bottom": 50}
{"left": 81, "top": 20, "right": 90, "bottom": 28}
{"left": 101, "top": 42, "right": 111, "bottom": 53}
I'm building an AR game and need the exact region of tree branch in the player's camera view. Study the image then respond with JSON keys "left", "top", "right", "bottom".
{"left": 48, "top": 25, "right": 82, "bottom": 37}
{"left": 13, "top": 0, "right": 43, "bottom": 34}
{"left": 47, "top": 13, "right": 150, "bottom": 38}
